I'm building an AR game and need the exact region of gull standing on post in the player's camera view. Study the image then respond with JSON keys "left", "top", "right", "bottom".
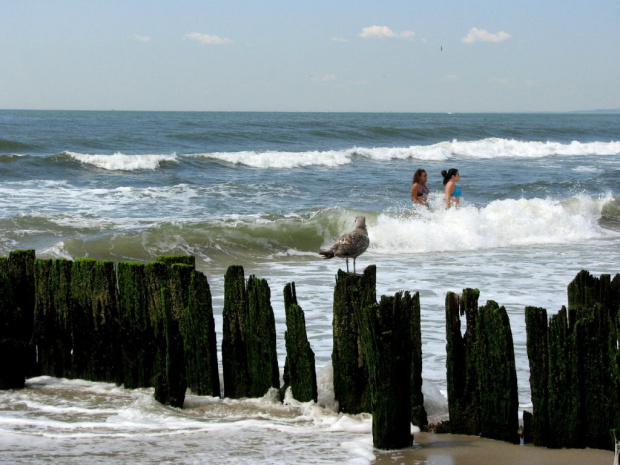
{"left": 319, "top": 215, "right": 369, "bottom": 274}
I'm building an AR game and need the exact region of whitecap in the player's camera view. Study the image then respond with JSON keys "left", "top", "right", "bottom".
{"left": 66, "top": 152, "right": 178, "bottom": 171}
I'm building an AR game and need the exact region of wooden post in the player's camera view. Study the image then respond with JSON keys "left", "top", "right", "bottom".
{"left": 331, "top": 266, "right": 376, "bottom": 414}
{"left": 182, "top": 270, "right": 220, "bottom": 397}
{"left": 525, "top": 306, "right": 549, "bottom": 446}
{"left": 90, "top": 260, "right": 122, "bottom": 384}
{"left": 358, "top": 292, "right": 414, "bottom": 449}
{"left": 0, "top": 260, "right": 27, "bottom": 389}
{"left": 410, "top": 291, "right": 427, "bottom": 428}
{"left": 222, "top": 265, "right": 250, "bottom": 398}
{"left": 246, "top": 275, "right": 280, "bottom": 397}
{"left": 117, "top": 261, "right": 154, "bottom": 389}
{"left": 476, "top": 300, "right": 519, "bottom": 444}
{"left": 567, "top": 271, "right": 620, "bottom": 450}
{"left": 445, "top": 288, "right": 480, "bottom": 435}
{"left": 282, "top": 282, "right": 317, "bottom": 402}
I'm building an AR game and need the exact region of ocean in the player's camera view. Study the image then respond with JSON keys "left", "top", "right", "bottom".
{"left": 1, "top": 110, "right": 619, "bottom": 464}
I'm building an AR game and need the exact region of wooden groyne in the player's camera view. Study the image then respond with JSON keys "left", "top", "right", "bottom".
{"left": 445, "top": 289, "right": 520, "bottom": 443}
{"left": 0, "top": 249, "right": 618, "bottom": 451}
{"left": 525, "top": 270, "right": 620, "bottom": 450}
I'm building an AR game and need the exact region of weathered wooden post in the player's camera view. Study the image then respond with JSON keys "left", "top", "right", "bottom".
{"left": 445, "top": 288, "right": 480, "bottom": 435}
{"left": 117, "top": 261, "right": 154, "bottom": 389}
{"left": 0, "top": 258, "right": 28, "bottom": 389}
{"left": 524, "top": 306, "right": 549, "bottom": 446}
{"left": 546, "top": 306, "right": 580, "bottom": 448}
{"left": 144, "top": 261, "right": 187, "bottom": 407}
{"left": 246, "top": 274, "right": 280, "bottom": 397}
{"left": 181, "top": 269, "right": 220, "bottom": 397}
{"left": 91, "top": 260, "right": 122, "bottom": 384}
{"left": 358, "top": 291, "right": 415, "bottom": 449}
{"left": 476, "top": 300, "right": 519, "bottom": 444}
{"left": 222, "top": 266, "right": 280, "bottom": 399}
{"left": 33, "top": 258, "right": 73, "bottom": 378}
{"left": 282, "top": 282, "right": 317, "bottom": 402}
{"left": 332, "top": 266, "right": 376, "bottom": 414}
{"left": 67, "top": 259, "right": 121, "bottom": 383}
{"left": 567, "top": 271, "right": 620, "bottom": 450}
{"left": 4, "top": 250, "right": 37, "bottom": 382}
{"left": 410, "top": 291, "right": 427, "bottom": 428}
{"left": 158, "top": 285, "right": 187, "bottom": 408}
{"left": 69, "top": 258, "right": 97, "bottom": 380}
{"left": 222, "top": 265, "right": 250, "bottom": 398}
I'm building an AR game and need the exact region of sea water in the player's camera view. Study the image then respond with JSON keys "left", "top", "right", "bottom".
{"left": 0, "top": 111, "right": 619, "bottom": 463}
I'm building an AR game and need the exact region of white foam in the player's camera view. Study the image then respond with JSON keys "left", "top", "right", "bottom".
{"left": 356, "top": 138, "right": 620, "bottom": 162}
{"left": 187, "top": 139, "right": 620, "bottom": 169}
{"left": 194, "top": 150, "right": 353, "bottom": 168}
{"left": 368, "top": 194, "right": 615, "bottom": 255}
{"left": 66, "top": 152, "right": 178, "bottom": 170}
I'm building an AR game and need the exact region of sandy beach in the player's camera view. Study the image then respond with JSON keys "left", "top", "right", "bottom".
{"left": 372, "top": 432, "right": 615, "bottom": 465}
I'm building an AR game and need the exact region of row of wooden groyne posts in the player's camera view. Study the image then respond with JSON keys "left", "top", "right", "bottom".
{"left": 0, "top": 250, "right": 619, "bottom": 451}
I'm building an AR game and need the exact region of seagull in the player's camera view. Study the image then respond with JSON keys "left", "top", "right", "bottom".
{"left": 319, "top": 215, "right": 369, "bottom": 274}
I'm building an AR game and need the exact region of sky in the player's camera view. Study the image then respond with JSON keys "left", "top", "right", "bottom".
{"left": 1, "top": 0, "right": 619, "bottom": 113}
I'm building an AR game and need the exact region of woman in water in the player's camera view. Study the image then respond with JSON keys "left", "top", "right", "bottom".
{"left": 442, "top": 168, "right": 461, "bottom": 208}
{"left": 410, "top": 169, "right": 430, "bottom": 206}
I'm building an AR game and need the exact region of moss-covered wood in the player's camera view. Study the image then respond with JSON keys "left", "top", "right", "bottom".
{"left": 156, "top": 255, "right": 196, "bottom": 268}
{"left": 33, "top": 258, "right": 73, "bottom": 379}
{"left": 358, "top": 292, "right": 415, "bottom": 450}
{"left": 529, "top": 271, "right": 620, "bottom": 450}
{"left": 331, "top": 265, "right": 376, "bottom": 414}
{"left": 117, "top": 261, "right": 154, "bottom": 389}
{"left": 6, "top": 250, "right": 37, "bottom": 379}
{"left": 246, "top": 275, "right": 280, "bottom": 397}
{"left": 154, "top": 286, "right": 187, "bottom": 408}
{"left": 446, "top": 291, "right": 519, "bottom": 443}
{"left": 221, "top": 266, "right": 280, "bottom": 399}
{"left": 410, "top": 291, "right": 427, "bottom": 428}
{"left": 0, "top": 266, "right": 27, "bottom": 389}
{"left": 69, "top": 258, "right": 97, "bottom": 380}
{"left": 567, "top": 271, "right": 619, "bottom": 450}
{"left": 445, "top": 288, "right": 480, "bottom": 435}
{"left": 221, "top": 265, "right": 250, "bottom": 398}
{"left": 546, "top": 306, "right": 580, "bottom": 448}
{"left": 524, "top": 306, "right": 549, "bottom": 447}
{"left": 282, "top": 282, "right": 317, "bottom": 402}
{"left": 91, "top": 260, "right": 122, "bottom": 384}
{"left": 476, "top": 300, "right": 519, "bottom": 444}
{"left": 181, "top": 270, "right": 220, "bottom": 396}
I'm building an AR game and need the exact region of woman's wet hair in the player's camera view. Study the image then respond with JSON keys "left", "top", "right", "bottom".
{"left": 412, "top": 168, "right": 426, "bottom": 184}
{"left": 441, "top": 168, "right": 459, "bottom": 185}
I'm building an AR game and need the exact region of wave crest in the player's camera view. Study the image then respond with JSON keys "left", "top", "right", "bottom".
{"left": 65, "top": 152, "right": 178, "bottom": 171}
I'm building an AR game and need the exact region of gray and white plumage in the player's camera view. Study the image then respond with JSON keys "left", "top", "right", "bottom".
{"left": 319, "top": 215, "right": 369, "bottom": 274}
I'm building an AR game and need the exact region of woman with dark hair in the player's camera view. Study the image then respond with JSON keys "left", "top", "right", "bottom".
{"left": 442, "top": 168, "right": 461, "bottom": 208}
{"left": 410, "top": 168, "right": 429, "bottom": 206}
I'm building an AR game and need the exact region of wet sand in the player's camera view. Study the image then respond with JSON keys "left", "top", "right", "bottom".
{"left": 372, "top": 432, "right": 614, "bottom": 465}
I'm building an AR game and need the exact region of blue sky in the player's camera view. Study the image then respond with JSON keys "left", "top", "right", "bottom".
{"left": 1, "top": 0, "right": 619, "bottom": 112}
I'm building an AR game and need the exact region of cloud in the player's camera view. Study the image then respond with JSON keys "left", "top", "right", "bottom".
{"left": 444, "top": 75, "right": 459, "bottom": 82}
{"left": 132, "top": 35, "right": 151, "bottom": 43}
{"left": 461, "top": 27, "right": 511, "bottom": 43}
{"left": 184, "top": 32, "right": 233, "bottom": 45}
{"left": 359, "top": 26, "right": 414, "bottom": 39}
{"left": 331, "top": 37, "right": 349, "bottom": 42}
